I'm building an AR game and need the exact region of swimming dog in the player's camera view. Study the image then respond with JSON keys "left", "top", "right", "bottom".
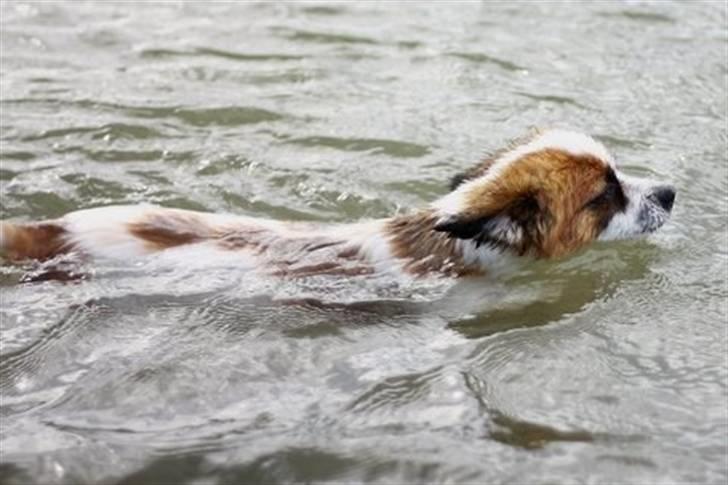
{"left": 0, "top": 129, "right": 675, "bottom": 279}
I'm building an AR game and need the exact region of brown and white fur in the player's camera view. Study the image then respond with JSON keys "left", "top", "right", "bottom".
{"left": 0, "top": 129, "right": 675, "bottom": 280}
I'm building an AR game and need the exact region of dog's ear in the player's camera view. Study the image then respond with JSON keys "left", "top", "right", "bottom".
{"left": 433, "top": 194, "right": 542, "bottom": 252}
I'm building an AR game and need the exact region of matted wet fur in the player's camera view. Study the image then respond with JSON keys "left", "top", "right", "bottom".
{"left": 0, "top": 129, "right": 675, "bottom": 281}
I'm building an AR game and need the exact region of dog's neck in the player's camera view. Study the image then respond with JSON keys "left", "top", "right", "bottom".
{"left": 380, "top": 209, "right": 510, "bottom": 277}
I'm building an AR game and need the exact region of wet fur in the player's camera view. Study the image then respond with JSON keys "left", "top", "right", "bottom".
{"left": 440, "top": 149, "right": 621, "bottom": 258}
{"left": 0, "top": 129, "right": 674, "bottom": 280}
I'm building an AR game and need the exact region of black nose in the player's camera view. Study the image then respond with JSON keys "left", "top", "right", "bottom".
{"left": 653, "top": 186, "right": 676, "bottom": 212}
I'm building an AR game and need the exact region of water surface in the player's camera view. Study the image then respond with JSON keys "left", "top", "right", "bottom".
{"left": 1, "top": 2, "right": 727, "bottom": 484}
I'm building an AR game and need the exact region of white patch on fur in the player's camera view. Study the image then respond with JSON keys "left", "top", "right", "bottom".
{"left": 432, "top": 190, "right": 469, "bottom": 221}
{"left": 510, "top": 129, "right": 614, "bottom": 168}
{"left": 147, "top": 241, "right": 258, "bottom": 270}
{"left": 334, "top": 220, "right": 396, "bottom": 270}
{"left": 62, "top": 205, "right": 159, "bottom": 260}
{"left": 0, "top": 222, "right": 16, "bottom": 251}
{"left": 457, "top": 239, "right": 522, "bottom": 275}
{"left": 482, "top": 216, "right": 524, "bottom": 247}
{"left": 61, "top": 205, "right": 277, "bottom": 261}
{"left": 433, "top": 129, "right": 614, "bottom": 218}
{"left": 358, "top": 230, "right": 393, "bottom": 265}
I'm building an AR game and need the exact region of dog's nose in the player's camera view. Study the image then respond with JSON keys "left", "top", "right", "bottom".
{"left": 652, "top": 186, "right": 676, "bottom": 212}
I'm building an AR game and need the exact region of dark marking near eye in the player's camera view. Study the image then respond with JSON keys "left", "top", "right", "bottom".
{"left": 585, "top": 169, "right": 626, "bottom": 210}
{"left": 585, "top": 168, "right": 628, "bottom": 230}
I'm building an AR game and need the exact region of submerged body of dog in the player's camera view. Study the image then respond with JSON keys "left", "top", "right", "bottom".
{"left": 0, "top": 130, "right": 675, "bottom": 279}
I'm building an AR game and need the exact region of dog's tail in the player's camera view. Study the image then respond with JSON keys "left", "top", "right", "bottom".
{"left": 0, "top": 220, "right": 69, "bottom": 261}
{"left": 1, "top": 206, "right": 221, "bottom": 263}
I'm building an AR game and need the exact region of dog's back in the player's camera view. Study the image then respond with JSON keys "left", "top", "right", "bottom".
{"left": 0, "top": 205, "right": 384, "bottom": 278}
{"left": 0, "top": 130, "right": 676, "bottom": 281}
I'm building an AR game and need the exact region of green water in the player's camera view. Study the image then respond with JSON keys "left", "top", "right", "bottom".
{"left": 1, "top": 2, "right": 726, "bottom": 484}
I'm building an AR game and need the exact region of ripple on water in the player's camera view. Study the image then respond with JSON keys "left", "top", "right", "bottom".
{"left": 0, "top": 301, "right": 103, "bottom": 395}
{"left": 9, "top": 192, "right": 77, "bottom": 218}
{"left": 300, "top": 5, "right": 346, "bottom": 16}
{"left": 345, "top": 366, "right": 443, "bottom": 415}
{"left": 460, "top": 333, "right": 652, "bottom": 453}
{"left": 123, "top": 105, "right": 286, "bottom": 127}
{"left": 0, "top": 151, "right": 36, "bottom": 161}
{"left": 21, "top": 123, "right": 165, "bottom": 143}
{"left": 447, "top": 52, "right": 525, "bottom": 72}
{"left": 2, "top": 99, "right": 286, "bottom": 129}
{"left": 0, "top": 168, "right": 19, "bottom": 181}
{"left": 51, "top": 146, "right": 197, "bottom": 164}
{"left": 516, "top": 92, "right": 589, "bottom": 109}
{"left": 273, "top": 28, "right": 379, "bottom": 45}
{"left": 168, "top": 107, "right": 285, "bottom": 127}
{"left": 59, "top": 174, "right": 127, "bottom": 202}
{"left": 138, "top": 47, "right": 306, "bottom": 62}
{"left": 597, "top": 10, "right": 676, "bottom": 24}
{"left": 283, "top": 135, "right": 431, "bottom": 158}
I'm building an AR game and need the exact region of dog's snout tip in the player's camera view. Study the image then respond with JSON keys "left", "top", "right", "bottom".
{"left": 654, "top": 185, "right": 676, "bottom": 212}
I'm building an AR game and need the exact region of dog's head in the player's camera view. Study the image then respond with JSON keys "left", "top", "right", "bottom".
{"left": 433, "top": 129, "right": 675, "bottom": 258}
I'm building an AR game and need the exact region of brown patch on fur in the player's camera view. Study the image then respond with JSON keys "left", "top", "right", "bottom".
{"left": 0, "top": 221, "right": 71, "bottom": 261}
{"left": 461, "top": 148, "right": 611, "bottom": 258}
{"left": 126, "top": 210, "right": 373, "bottom": 278}
{"left": 127, "top": 211, "right": 210, "bottom": 250}
{"left": 386, "top": 210, "right": 483, "bottom": 277}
